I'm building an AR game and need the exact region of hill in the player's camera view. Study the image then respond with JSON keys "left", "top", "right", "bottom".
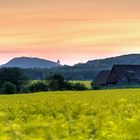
{"left": 89, "top": 53, "right": 140, "bottom": 67}
{"left": 54, "top": 54, "right": 140, "bottom": 80}
{"left": 73, "top": 54, "right": 140, "bottom": 69}
{"left": 1, "top": 57, "right": 60, "bottom": 68}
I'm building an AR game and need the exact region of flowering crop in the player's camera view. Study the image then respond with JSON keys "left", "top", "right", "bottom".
{"left": 0, "top": 89, "right": 139, "bottom": 139}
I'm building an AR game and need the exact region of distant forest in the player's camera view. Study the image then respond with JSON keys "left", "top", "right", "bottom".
{"left": 23, "top": 67, "right": 100, "bottom": 80}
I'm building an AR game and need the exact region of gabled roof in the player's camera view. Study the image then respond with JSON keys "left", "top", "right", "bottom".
{"left": 107, "top": 65, "right": 140, "bottom": 84}
{"left": 113, "top": 65, "right": 140, "bottom": 72}
{"left": 94, "top": 70, "right": 111, "bottom": 85}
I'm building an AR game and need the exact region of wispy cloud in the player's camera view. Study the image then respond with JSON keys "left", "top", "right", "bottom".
{"left": 0, "top": 32, "right": 34, "bottom": 37}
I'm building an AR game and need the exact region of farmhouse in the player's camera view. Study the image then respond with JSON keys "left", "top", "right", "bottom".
{"left": 94, "top": 70, "right": 111, "bottom": 86}
{"left": 94, "top": 65, "right": 140, "bottom": 87}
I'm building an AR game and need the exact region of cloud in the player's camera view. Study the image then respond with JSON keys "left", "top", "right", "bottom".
{"left": 0, "top": 32, "right": 34, "bottom": 37}
{"left": 0, "top": 50, "right": 21, "bottom": 54}
{"left": 0, "top": 0, "right": 48, "bottom": 7}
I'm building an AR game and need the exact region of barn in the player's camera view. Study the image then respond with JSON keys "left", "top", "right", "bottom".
{"left": 107, "top": 65, "right": 140, "bottom": 84}
{"left": 94, "top": 65, "right": 140, "bottom": 87}
{"left": 94, "top": 71, "right": 111, "bottom": 86}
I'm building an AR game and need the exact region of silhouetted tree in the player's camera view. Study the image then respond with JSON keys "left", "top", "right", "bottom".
{"left": 0, "top": 67, "right": 28, "bottom": 92}
{"left": 2, "top": 82, "right": 16, "bottom": 94}
{"left": 48, "top": 74, "right": 65, "bottom": 91}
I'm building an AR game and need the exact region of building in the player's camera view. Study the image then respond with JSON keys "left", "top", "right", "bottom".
{"left": 94, "top": 71, "right": 111, "bottom": 86}
{"left": 57, "top": 59, "right": 61, "bottom": 65}
{"left": 94, "top": 65, "right": 140, "bottom": 87}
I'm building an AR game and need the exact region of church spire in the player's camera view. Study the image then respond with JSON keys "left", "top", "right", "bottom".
{"left": 57, "top": 59, "right": 61, "bottom": 65}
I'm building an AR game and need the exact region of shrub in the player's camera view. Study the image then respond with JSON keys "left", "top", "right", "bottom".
{"left": 29, "top": 81, "right": 48, "bottom": 93}
{"left": 20, "top": 85, "right": 31, "bottom": 93}
{"left": 2, "top": 82, "right": 17, "bottom": 94}
{"left": 92, "top": 85, "right": 102, "bottom": 90}
{"left": 62, "top": 81, "right": 74, "bottom": 90}
{"left": 91, "top": 81, "right": 102, "bottom": 90}
{"left": 91, "top": 81, "right": 94, "bottom": 88}
{"left": 72, "top": 83, "right": 87, "bottom": 91}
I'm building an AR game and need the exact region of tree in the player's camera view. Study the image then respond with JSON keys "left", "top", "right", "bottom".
{"left": 72, "top": 83, "right": 87, "bottom": 91}
{"left": 47, "top": 74, "right": 89, "bottom": 91}
{"left": 47, "top": 74, "right": 65, "bottom": 91}
{"left": 2, "top": 82, "right": 16, "bottom": 94}
{"left": 0, "top": 68, "right": 28, "bottom": 92}
{"left": 125, "top": 70, "right": 135, "bottom": 84}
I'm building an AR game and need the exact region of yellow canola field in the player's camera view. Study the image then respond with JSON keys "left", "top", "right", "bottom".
{"left": 0, "top": 89, "right": 139, "bottom": 140}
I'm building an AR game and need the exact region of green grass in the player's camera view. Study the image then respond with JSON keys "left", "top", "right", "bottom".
{"left": 70, "top": 80, "right": 92, "bottom": 89}
{"left": 32, "top": 80, "right": 92, "bottom": 89}
{"left": 0, "top": 89, "right": 140, "bottom": 139}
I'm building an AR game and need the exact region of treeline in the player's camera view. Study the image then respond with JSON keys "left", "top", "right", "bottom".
{"left": 23, "top": 67, "right": 100, "bottom": 80}
{"left": 0, "top": 68, "right": 88, "bottom": 94}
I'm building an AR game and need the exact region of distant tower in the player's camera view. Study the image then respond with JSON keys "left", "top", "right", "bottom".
{"left": 57, "top": 59, "right": 61, "bottom": 65}
{"left": 78, "top": 59, "right": 83, "bottom": 64}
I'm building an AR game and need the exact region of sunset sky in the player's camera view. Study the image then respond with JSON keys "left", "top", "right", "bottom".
{"left": 0, "top": 0, "right": 140, "bottom": 65}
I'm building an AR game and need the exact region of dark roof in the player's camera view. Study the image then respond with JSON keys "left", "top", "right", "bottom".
{"left": 107, "top": 65, "right": 140, "bottom": 83}
{"left": 113, "top": 65, "right": 140, "bottom": 71}
{"left": 94, "top": 71, "right": 111, "bottom": 85}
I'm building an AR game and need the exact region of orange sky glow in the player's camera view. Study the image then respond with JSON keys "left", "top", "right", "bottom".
{"left": 0, "top": 0, "right": 140, "bottom": 65}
